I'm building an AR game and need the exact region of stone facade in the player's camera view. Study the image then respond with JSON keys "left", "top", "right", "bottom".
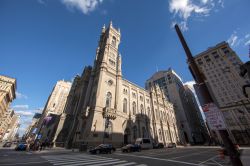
{"left": 57, "top": 22, "right": 179, "bottom": 148}
{"left": 194, "top": 42, "right": 250, "bottom": 145}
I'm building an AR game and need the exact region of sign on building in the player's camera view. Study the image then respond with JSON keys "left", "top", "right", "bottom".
{"left": 203, "top": 103, "right": 226, "bottom": 130}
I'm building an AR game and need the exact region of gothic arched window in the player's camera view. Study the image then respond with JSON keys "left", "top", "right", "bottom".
{"left": 140, "top": 104, "right": 144, "bottom": 114}
{"left": 111, "top": 36, "right": 116, "bottom": 47}
{"left": 132, "top": 102, "right": 136, "bottom": 115}
{"left": 142, "top": 127, "right": 147, "bottom": 138}
{"left": 147, "top": 107, "right": 150, "bottom": 119}
{"left": 133, "top": 126, "right": 137, "bottom": 140}
{"left": 159, "top": 129, "right": 162, "bottom": 141}
{"left": 106, "top": 92, "right": 112, "bottom": 108}
{"left": 123, "top": 98, "right": 127, "bottom": 113}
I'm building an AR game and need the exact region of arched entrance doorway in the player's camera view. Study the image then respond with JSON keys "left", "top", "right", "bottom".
{"left": 124, "top": 128, "right": 131, "bottom": 144}
{"left": 184, "top": 131, "right": 189, "bottom": 143}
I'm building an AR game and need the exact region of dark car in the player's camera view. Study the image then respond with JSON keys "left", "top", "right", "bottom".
{"left": 15, "top": 142, "right": 27, "bottom": 151}
{"left": 122, "top": 144, "right": 141, "bottom": 152}
{"left": 167, "top": 143, "right": 176, "bottom": 148}
{"left": 89, "top": 144, "right": 116, "bottom": 154}
{"left": 2, "top": 142, "right": 12, "bottom": 147}
{"left": 153, "top": 142, "right": 164, "bottom": 149}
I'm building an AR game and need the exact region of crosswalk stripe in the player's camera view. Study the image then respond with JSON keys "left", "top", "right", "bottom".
{"left": 85, "top": 160, "right": 127, "bottom": 166}
{"left": 136, "top": 164, "right": 147, "bottom": 166}
{"left": 57, "top": 159, "right": 120, "bottom": 166}
{"left": 53, "top": 158, "right": 116, "bottom": 165}
{"left": 47, "top": 157, "right": 106, "bottom": 161}
{"left": 43, "top": 154, "right": 106, "bottom": 160}
{"left": 113, "top": 162, "right": 136, "bottom": 166}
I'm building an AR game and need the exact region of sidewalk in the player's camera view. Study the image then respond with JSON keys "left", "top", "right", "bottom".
{"left": 241, "top": 149, "right": 250, "bottom": 166}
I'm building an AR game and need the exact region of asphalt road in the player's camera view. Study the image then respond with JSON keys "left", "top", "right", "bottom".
{"left": 0, "top": 146, "right": 238, "bottom": 166}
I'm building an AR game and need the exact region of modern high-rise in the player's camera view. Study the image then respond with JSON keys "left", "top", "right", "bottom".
{"left": 0, "top": 75, "right": 16, "bottom": 119}
{"left": 146, "top": 69, "right": 208, "bottom": 144}
{"left": 56, "top": 22, "right": 179, "bottom": 148}
{"left": 194, "top": 41, "right": 250, "bottom": 144}
{"left": 35, "top": 80, "right": 71, "bottom": 142}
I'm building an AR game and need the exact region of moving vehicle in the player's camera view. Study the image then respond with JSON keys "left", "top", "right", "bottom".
{"left": 153, "top": 142, "right": 164, "bottom": 149}
{"left": 2, "top": 142, "right": 12, "bottom": 147}
{"left": 15, "top": 142, "right": 27, "bottom": 151}
{"left": 167, "top": 143, "right": 176, "bottom": 148}
{"left": 135, "top": 138, "right": 153, "bottom": 149}
{"left": 122, "top": 144, "right": 141, "bottom": 152}
{"left": 89, "top": 144, "right": 116, "bottom": 154}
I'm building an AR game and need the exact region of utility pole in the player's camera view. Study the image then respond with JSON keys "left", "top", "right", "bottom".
{"left": 174, "top": 24, "right": 242, "bottom": 166}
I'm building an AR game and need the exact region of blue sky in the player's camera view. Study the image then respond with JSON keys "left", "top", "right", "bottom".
{"left": 1, "top": 0, "right": 250, "bottom": 136}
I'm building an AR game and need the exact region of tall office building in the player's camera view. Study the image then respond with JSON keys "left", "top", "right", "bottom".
{"left": 194, "top": 41, "right": 250, "bottom": 144}
{"left": 146, "top": 69, "right": 208, "bottom": 144}
{"left": 36, "top": 80, "right": 71, "bottom": 142}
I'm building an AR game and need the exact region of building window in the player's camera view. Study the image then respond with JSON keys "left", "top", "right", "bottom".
{"left": 104, "top": 120, "right": 112, "bottom": 138}
{"left": 197, "top": 59, "right": 203, "bottom": 65}
{"left": 142, "top": 127, "right": 147, "bottom": 138}
{"left": 140, "top": 104, "right": 144, "bottom": 114}
{"left": 140, "top": 96, "right": 143, "bottom": 101}
{"left": 133, "top": 126, "right": 137, "bottom": 140}
{"left": 204, "top": 55, "right": 211, "bottom": 62}
{"left": 111, "top": 36, "right": 116, "bottom": 47}
{"left": 159, "top": 129, "right": 162, "bottom": 141}
{"left": 106, "top": 92, "right": 112, "bottom": 108}
{"left": 123, "top": 98, "right": 127, "bottom": 113}
{"left": 147, "top": 107, "right": 150, "bottom": 118}
{"left": 132, "top": 102, "right": 136, "bottom": 115}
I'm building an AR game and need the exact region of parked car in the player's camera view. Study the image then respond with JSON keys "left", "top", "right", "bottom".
{"left": 89, "top": 144, "right": 116, "bottom": 154}
{"left": 2, "top": 142, "right": 12, "bottom": 147}
{"left": 167, "top": 143, "right": 176, "bottom": 148}
{"left": 153, "top": 142, "right": 164, "bottom": 149}
{"left": 135, "top": 138, "right": 153, "bottom": 149}
{"left": 122, "top": 144, "right": 141, "bottom": 152}
{"left": 15, "top": 142, "right": 27, "bottom": 151}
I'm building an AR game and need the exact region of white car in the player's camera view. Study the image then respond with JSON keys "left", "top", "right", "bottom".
{"left": 135, "top": 138, "right": 153, "bottom": 149}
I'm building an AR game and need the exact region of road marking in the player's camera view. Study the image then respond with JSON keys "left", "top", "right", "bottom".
{"left": 115, "top": 153, "right": 200, "bottom": 166}
{"left": 1, "top": 161, "right": 49, "bottom": 165}
{"left": 42, "top": 154, "right": 147, "bottom": 166}
{"left": 169, "top": 149, "right": 214, "bottom": 159}
{"left": 198, "top": 155, "right": 217, "bottom": 165}
{"left": 211, "top": 159, "right": 223, "bottom": 166}
{"left": 114, "top": 162, "right": 136, "bottom": 166}
{"left": 50, "top": 157, "right": 111, "bottom": 164}
{"left": 58, "top": 158, "right": 120, "bottom": 166}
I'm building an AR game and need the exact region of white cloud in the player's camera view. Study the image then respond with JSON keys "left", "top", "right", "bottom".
{"left": 227, "top": 31, "right": 250, "bottom": 47}
{"left": 15, "top": 111, "right": 34, "bottom": 117}
{"left": 245, "top": 34, "right": 250, "bottom": 39}
{"left": 169, "top": 0, "right": 223, "bottom": 31}
{"left": 12, "top": 104, "right": 29, "bottom": 110}
{"left": 227, "top": 31, "right": 238, "bottom": 47}
{"left": 245, "top": 40, "right": 250, "bottom": 46}
{"left": 16, "top": 91, "right": 28, "bottom": 99}
{"left": 37, "top": 0, "right": 45, "bottom": 4}
{"left": 62, "top": 0, "right": 104, "bottom": 14}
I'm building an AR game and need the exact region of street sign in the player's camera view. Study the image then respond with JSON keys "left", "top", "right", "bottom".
{"left": 203, "top": 103, "right": 226, "bottom": 130}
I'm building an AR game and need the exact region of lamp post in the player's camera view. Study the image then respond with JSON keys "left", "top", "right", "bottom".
{"left": 175, "top": 24, "right": 242, "bottom": 166}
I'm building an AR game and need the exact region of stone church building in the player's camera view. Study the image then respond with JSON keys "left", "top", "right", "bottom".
{"left": 56, "top": 22, "right": 179, "bottom": 148}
